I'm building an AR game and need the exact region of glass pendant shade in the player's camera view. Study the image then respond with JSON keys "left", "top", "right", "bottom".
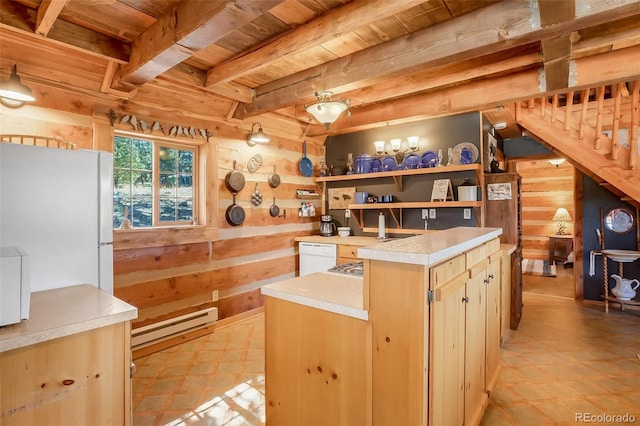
{"left": 305, "top": 91, "right": 350, "bottom": 129}
{"left": 390, "top": 139, "right": 402, "bottom": 151}
{"left": 407, "top": 136, "right": 419, "bottom": 150}
{"left": 0, "top": 65, "right": 35, "bottom": 102}
{"left": 373, "top": 140, "right": 386, "bottom": 154}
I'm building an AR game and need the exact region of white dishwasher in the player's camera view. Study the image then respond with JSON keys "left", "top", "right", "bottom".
{"left": 299, "top": 242, "right": 337, "bottom": 276}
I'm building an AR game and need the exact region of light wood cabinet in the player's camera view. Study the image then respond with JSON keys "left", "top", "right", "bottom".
{"left": 1, "top": 322, "right": 132, "bottom": 426}
{"left": 264, "top": 296, "right": 370, "bottom": 425}
{"left": 485, "top": 251, "right": 502, "bottom": 395}
{"left": 337, "top": 243, "right": 360, "bottom": 264}
{"left": 0, "top": 285, "right": 136, "bottom": 426}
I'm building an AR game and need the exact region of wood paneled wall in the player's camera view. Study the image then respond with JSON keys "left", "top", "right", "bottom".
{"left": 517, "top": 159, "right": 575, "bottom": 260}
{"left": 1, "top": 103, "right": 324, "bottom": 341}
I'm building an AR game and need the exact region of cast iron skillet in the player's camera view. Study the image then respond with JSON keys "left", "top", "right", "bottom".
{"left": 226, "top": 193, "right": 245, "bottom": 226}
{"left": 225, "top": 160, "right": 245, "bottom": 193}
{"left": 299, "top": 140, "right": 313, "bottom": 177}
{"left": 270, "top": 197, "right": 280, "bottom": 217}
{"left": 268, "top": 164, "right": 281, "bottom": 188}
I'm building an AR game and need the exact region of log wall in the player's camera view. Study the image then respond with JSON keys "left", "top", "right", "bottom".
{"left": 517, "top": 159, "right": 575, "bottom": 260}
{"left": 0, "top": 103, "right": 323, "bottom": 347}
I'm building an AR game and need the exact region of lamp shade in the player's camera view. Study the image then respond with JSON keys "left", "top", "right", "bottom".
{"left": 407, "top": 136, "right": 419, "bottom": 149}
{"left": 552, "top": 208, "right": 572, "bottom": 221}
{"left": 0, "top": 65, "right": 35, "bottom": 102}
{"left": 373, "top": 140, "right": 386, "bottom": 153}
{"left": 247, "top": 122, "right": 269, "bottom": 145}
{"left": 390, "top": 139, "right": 402, "bottom": 151}
{"left": 304, "top": 91, "right": 350, "bottom": 129}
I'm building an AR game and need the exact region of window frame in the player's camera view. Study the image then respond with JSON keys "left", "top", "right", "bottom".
{"left": 113, "top": 130, "right": 200, "bottom": 229}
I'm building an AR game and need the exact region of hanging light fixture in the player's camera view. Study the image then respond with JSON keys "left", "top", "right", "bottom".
{"left": 0, "top": 65, "right": 35, "bottom": 107}
{"left": 304, "top": 91, "right": 351, "bottom": 129}
{"left": 247, "top": 122, "right": 270, "bottom": 146}
{"left": 548, "top": 158, "right": 565, "bottom": 167}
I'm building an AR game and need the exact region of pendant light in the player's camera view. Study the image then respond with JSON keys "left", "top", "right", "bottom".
{"left": 304, "top": 91, "right": 351, "bottom": 129}
{"left": 0, "top": 65, "right": 35, "bottom": 107}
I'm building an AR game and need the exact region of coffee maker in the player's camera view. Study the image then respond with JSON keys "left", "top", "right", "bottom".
{"left": 320, "top": 214, "right": 336, "bottom": 236}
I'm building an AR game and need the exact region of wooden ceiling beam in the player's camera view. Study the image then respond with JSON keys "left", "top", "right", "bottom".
{"left": 538, "top": 0, "right": 575, "bottom": 92}
{"left": 35, "top": 0, "right": 69, "bottom": 36}
{"left": 318, "top": 44, "right": 640, "bottom": 136}
{"left": 204, "top": 0, "right": 426, "bottom": 87}
{"left": 0, "top": 1, "right": 129, "bottom": 63}
{"left": 118, "top": 0, "right": 285, "bottom": 86}
{"left": 233, "top": 0, "right": 640, "bottom": 120}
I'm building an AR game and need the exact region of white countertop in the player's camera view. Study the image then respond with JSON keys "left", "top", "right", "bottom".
{"left": 0, "top": 284, "right": 138, "bottom": 353}
{"left": 261, "top": 272, "right": 367, "bottom": 320}
{"left": 294, "top": 235, "right": 382, "bottom": 246}
{"left": 358, "top": 227, "right": 502, "bottom": 266}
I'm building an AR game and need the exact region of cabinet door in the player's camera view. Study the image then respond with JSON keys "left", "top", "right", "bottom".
{"left": 500, "top": 252, "right": 511, "bottom": 342}
{"left": 485, "top": 252, "right": 502, "bottom": 393}
{"left": 430, "top": 273, "right": 466, "bottom": 426}
{"left": 465, "top": 269, "right": 487, "bottom": 426}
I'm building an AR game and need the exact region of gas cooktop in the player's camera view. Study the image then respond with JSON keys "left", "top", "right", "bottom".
{"left": 328, "top": 261, "right": 363, "bottom": 275}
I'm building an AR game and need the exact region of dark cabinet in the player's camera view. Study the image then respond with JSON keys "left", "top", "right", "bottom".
{"left": 484, "top": 173, "right": 523, "bottom": 329}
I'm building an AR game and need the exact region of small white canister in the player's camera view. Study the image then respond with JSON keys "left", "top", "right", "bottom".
{"left": 457, "top": 178, "right": 478, "bottom": 201}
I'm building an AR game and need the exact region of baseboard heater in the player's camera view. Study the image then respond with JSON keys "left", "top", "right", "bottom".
{"left": 131, "top": 307, "right": 218, "bottom": 350}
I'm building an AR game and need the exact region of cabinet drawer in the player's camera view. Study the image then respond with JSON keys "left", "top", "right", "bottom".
{"left": 431, "top": 254, "right": 466, "bottom": 288}
{"left": 485, "top": 238, "right": 501, "bottom": 256}
{"left": 466, "top": 244, "right": 488, "bottom": 268}
{"left": 338, "top": 244, "right": 360, "bottom": 260}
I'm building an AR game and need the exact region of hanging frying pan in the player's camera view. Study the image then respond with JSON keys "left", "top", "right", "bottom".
{"left": 225, "top": 160, "right": 245, "bottom": 193}
{"left": 268, "top": 164, "right": 281, "bottom": 188}
{"left": 270, "top": 197, "right": 280, "bottom": 217}
{"left": 299, "top": 140, "right": 314, "bottom": 177}
{"left": 226, "top": 193, "right": 245, "bottom": 226}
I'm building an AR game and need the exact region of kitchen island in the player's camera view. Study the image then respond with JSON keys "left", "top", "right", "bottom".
{"left": 263, "top": 227, "right": 503, "bottom": 425}
{"left": 0, "top": 285, "right": 138, "bottom": 425}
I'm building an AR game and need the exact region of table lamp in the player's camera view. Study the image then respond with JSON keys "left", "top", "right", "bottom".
{"left": 552, "top": 207, "right": 572, "bottom": 235}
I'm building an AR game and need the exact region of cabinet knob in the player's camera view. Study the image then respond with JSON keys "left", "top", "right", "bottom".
{"left": 462, "top": 296, "right": 469, "bottom": 303}
{"left": 488, "top": 274, "right": 494, "bottom": 280}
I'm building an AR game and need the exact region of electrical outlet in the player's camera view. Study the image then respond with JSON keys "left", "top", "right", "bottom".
{"left": 345, "top": 209, "right": 351, "bottom": 218}
{"left": 464, "top": 209, "right": 471, "bottom": 219}
{"left": 421, "top": 209, "right": 429, "bottom": 219}
{"left": 212, "top": 290, "right": 219, "bottom": 301}
{"left": 429, "top": 209, "right": 436, "bottom": 219}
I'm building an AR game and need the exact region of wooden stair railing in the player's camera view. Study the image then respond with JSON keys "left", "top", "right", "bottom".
{"left": 516, "top": 80, "right": 640, "bottom": 203}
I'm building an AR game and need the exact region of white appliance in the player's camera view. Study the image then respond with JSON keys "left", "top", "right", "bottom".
{"left": 299, "top": 242, "right": 337, "bottom": 276}
{"left": 0, "top": 246, "right": 30, "bottom": 326}
{"left": 0, "top": 143, "right": 114, "bottom": 294}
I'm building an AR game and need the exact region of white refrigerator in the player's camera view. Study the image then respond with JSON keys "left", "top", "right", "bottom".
{"left": 0, "top": 143, "right": 114, "bottom": 294}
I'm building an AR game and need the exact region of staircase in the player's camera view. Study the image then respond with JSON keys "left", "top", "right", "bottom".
{"left": 516, "top": 81, "right": 640, "bottom": 205}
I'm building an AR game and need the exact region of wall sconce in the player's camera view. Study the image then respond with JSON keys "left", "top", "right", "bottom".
{"left": 548, "top": 158, "right": 565, "bottom": 167}
{"left": 247, "top": 122, "right": 270, "bottom": 146}
{"left": 373, "top": 140, "right": 386, "bottom": 155}
{"left": 0, "top": 65, "right": 35, "bottom": 108}
{"left": 304, "top": 91, "right": 351, "bottom": 129}
{"left": 552, "top": 207, "right": 572, "bottom": 235}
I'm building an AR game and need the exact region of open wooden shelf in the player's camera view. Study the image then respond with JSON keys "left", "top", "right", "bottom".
{"left": 348, "top": 201, "right": 482, "bottom": 210}
{"left": 316, "top": 163, "right": 481, "bottom": 191}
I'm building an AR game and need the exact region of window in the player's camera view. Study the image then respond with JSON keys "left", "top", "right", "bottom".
{"left": 113, "top": 134, "right": 197, "bottom": 228}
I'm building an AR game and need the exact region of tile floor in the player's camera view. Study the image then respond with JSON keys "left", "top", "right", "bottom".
{"left": 132, "top": 292, "right": 639, "bottom": 426}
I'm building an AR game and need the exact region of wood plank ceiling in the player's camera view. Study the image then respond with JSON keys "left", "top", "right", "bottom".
{"left": 1, "top": 0, "right": 639, "bottom": 139}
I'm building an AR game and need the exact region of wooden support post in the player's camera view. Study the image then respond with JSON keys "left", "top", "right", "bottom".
{"left": 551, "top": 94, "right": 559, "bottom": 123}
{"left": 564, "top": 91, "right": 574, "bottom": 131}
{"left": 594, "top": 86, "right": 605, "bottom": 149}
{"left": 540, "top": 97, "right": 546, "bottom": 118}
{"left": 611, "top": 82, "right": 623, "bottom": 160}
{"left": 630, "top": 80, "right": 639, "bottom": 170}
{"left": 578, "top": 89, "right": 589, "bottom": 140}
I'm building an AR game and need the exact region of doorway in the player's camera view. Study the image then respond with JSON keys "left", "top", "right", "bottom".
{"left": 514, "top": 158, "right": 576, "bottom": 299}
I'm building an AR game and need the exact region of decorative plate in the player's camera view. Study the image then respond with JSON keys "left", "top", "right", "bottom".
{"left": 247, "top": 153, "right": 263, "bottom": 173}
{"left": 421, "top": 150, "right": 438, "bottom": 168}
{"left": 381, "top": 155, "right": 397, "bottom": 172}
{"left": 452, "top": 142, "right": 479, "bottom": 164}
{"left": 402, "top": 153, "right": 421, "bottom": 169}
{"left": 604, "top": 208, "right": 635, "bottom": 234}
